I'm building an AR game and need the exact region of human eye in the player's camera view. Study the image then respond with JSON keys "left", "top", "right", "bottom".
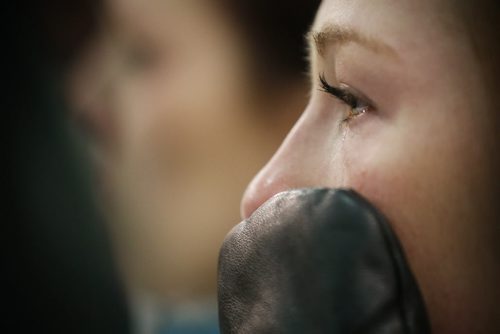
{"left": 121, "top": 42, "right": 160, "bottom": 72}
{"left": 319, "top": 73, "right": 373, "bottom": 123}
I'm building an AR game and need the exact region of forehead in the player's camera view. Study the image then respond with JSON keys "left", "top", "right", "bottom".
{"left": 312, "top": 0, "right": 460, "bottom": 56}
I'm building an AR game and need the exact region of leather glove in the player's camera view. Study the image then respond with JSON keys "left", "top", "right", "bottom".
{"left": 218, "top": 188, "right": 431, "bottom": 333}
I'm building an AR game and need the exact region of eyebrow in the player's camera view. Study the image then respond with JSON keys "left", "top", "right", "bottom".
{"left": 308, "top": 24, "right": 398, "bottom": 58}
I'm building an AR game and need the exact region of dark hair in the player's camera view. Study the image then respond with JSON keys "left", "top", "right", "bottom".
{"left": 218, "top": 0, "right": 321, "bottom": 79}
{"left": 455, "top": 0, "right": 500, "bottom": 99}
{"left": 30, "top": 0, "right": 102, "bottom": 67}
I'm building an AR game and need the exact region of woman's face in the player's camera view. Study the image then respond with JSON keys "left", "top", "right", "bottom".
{"left": 242, "top": 1, "right": 499, "bottom": 333}
{"left": 70, "top": 0, "right": 304, "bottom": 299}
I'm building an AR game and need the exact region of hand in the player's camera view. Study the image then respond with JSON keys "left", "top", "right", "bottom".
{"left": 218, "top": 188, "right": 431, "bottom": 334}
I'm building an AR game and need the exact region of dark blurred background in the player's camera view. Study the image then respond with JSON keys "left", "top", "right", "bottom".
{"left": 8, "top": 0, "right": 130, "bottom": 333}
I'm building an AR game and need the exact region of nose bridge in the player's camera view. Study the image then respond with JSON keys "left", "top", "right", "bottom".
{"left": 241, "top": 104, "right": 343, "bottom": 219}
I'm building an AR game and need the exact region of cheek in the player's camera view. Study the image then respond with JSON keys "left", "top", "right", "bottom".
{"left": 336, "top": 107, "right": 500, "bottom": 330}
{"left": 339, "top": 120, "right": 437, "bottom": 274}
{"left": 341, "top": 128, "right": 414, "bottom": 226}
{"left": 345, "top": 149, "right": 423, "bottom": 245}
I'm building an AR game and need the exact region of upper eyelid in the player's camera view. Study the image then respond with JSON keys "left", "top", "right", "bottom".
{"left": 319, "top": 74, "right": 358, "bottom": 108}
{"left": 319, "top": 74, "right": 377, "bottom": 110}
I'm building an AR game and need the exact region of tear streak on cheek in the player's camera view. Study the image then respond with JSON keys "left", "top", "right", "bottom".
{"left": 339, "top": 132, "right": 403, "bottom": 230}
{"left": 335, "top": 126, "right": 350, "bottom": 188}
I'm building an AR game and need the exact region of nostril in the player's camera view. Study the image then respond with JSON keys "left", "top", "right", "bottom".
{"left": 240, "top": 172, "right": 291, "bottom": 220}
{"left": 240, "top": 182, "right": 262, "bottom": 220}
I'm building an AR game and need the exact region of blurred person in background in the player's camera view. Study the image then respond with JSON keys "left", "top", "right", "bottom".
{"left": 68, "top": 0, "right": 320, "bottom": 333}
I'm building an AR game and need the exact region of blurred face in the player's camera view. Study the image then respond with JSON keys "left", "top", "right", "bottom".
{"left": 242, "top": 0, "right": 499, "bottom": 333}
{"left": 70, "top": 0, "right": 304, "bottom": 299}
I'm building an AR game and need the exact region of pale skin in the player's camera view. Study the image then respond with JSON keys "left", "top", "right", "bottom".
{"left": 241, "top": 1, "right": 499, "bottom": 333}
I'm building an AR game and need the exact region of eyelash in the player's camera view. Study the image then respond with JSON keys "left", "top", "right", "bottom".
{"left": 319, "top": 74, "right": 371, "bottom": 122}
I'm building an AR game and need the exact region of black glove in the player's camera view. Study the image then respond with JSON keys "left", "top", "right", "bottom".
{"left": 218, "top": 188, "right": 431, "bottom": 333}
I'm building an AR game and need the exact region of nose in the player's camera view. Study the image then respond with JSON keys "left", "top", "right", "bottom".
{"left": 241, "top": 102, "right": 344, "bottom": 219}
{"left": 68, "top": 46, "right": 116, "bottom": 149}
